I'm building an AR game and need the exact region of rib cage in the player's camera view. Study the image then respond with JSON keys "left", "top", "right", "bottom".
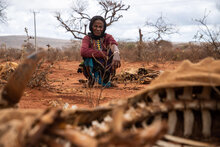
{"left": 0, "top": 54, "right": 220, "bottom": 147}
{"left": 73, "top": 86, "right": 220, "bottom": 141}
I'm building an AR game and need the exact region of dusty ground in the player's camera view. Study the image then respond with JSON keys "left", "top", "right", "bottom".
{"left": 18, "top": 60, "right": 181, "bottom": 109}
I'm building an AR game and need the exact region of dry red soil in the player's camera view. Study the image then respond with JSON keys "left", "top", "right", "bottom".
{"left": 18, "top": 60, "right": 181, "bottom": 109}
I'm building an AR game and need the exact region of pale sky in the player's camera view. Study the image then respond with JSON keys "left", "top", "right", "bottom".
{"left": 0, "top": 0, "right": 220, "bottom": 42}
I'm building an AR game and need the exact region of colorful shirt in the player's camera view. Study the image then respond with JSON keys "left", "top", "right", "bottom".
{"left": 80, "top": 33, "right": 118, "bottom": 58}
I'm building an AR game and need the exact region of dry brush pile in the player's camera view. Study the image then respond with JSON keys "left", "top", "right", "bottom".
{"left": 112, "top": 68, "right": 160, "bottom": 85}
{"left": 0, "top": 60, "right": 51, "bottom": 89}
{"left": 0, "top": 51, "right": 219, "bottom": 147}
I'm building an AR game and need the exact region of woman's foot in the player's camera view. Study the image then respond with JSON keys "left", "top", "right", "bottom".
{"left": 88, "top": 77, "right": 95, "bottom": 88}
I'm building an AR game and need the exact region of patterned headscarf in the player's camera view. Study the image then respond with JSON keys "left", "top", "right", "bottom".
{"left": 88, "top": 15, "right": 107, "bottom": 40}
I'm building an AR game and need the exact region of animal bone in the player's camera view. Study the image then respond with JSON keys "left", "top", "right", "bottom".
{"left": 199, "top": 87, "right": 212, "bottom": 137}
{"left": 0, "top": 50, "right": 46, "bottom": 108}
{"left": 164, "top": 134, "right": 214, "bottom": 147}
{"left": 0, "top": 57, "right": 220, "bottom": 146}
{"left": 179, "top": 87, "right": 194, "bottom": 137}
{"left": 202, "top": 110, "right": 211, "bottom": 137}
{"left": 183, "top": 109, "right": 194, "bottom": 137}
{"left": 166, "top": 88, "right": 177, "bottom": 135}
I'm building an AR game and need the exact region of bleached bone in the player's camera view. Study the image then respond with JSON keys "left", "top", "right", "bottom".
{"left": 141, "top": 120, "right": 147, "bottom": 128}
{"left": 166, "top": 88, "right": 176, "bottom": 101}
{"left": 92, "top": 120, "right": 100, "bottom": 128}
{"left": 104, "top": 115, "right": 112, "bottom": 123}
{"left": 137, "top": 102, "right": 146, "bottom": 109}
{"left": 199, "top": 87, "right": 212, "bottom": 137}
{"left": 167, "top": 111, "right": 177, "bottom": 135}
{"left": 202, "top": 110, "right": 211, "bottom": 137}
{"left": 183, "top": 109, "right": 194, "bottom": 137}
{"left": 132, "top": 124, "right": 137, "bottom": 132}
{"left": 152, "top": 93, "right": 162, "bottom": 124}
{"left": 79, "top": 99, "right": 218, "bottom": 139}
{"left": 112, "top": 106, "right": 124, "bottom": 134}
{"left": 156, "top": 140, "right": 181, "bottom": 147}
{"left": 164, "top": 134, "right": 214, "bottom": 147}
{"left": 179, "top": 87, "right": 194, "bottom": 137}
{"left": 124, "top": 106, "right": 138, "bottom": 122}
{"left": 91, "top": 120, "right": 111, "bottom": 135}
{"left": 100, "top": 122, "right": 110, "bottom": 132}
{"left": 152, "top": 93, "right": 161, "bottom": 102}
{"left": 52, "top": 128, "right": 97, "bottom": 147}
{"left": 81, "top": 126, "right": 96, "bottom": 137}
{"left": 166, "top": 88, "right": 177, "bottom": 135}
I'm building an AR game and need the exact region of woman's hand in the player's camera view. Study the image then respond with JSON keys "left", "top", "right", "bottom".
{"left": 112, "top": 51, "right": 121, "bottom": 69}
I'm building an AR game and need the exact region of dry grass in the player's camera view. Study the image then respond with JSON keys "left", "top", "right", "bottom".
{"left": 119, "top": 41, "right": 220, "bottom": 63}
{"left": 0, "top": 41, "right": 219, "bottom": 63}
{"left": 0, "top": 48, "right": 22, "bottom": 61}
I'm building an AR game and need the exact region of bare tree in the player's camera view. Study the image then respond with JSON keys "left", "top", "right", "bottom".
{"left": 140, "top": 14, "right": 178, "bottom": 63}
{"left": 24, "top": 27, "right": 34, "bottom": 43}
{"left": 137, "top": 28, "right": 143, "bottom": 60}
{"left": 21, "top": 27, "right": 35, "bottom": 60}
{"left": 99, "top": 0, "right": 130, "bottom": 26}
{"left": 193, "top": 10, "right": 220, "bottom": 52}
{"left": 144, "top": 14, "right": 178, "bottom": 44}
{"left": 55, "top": 0, "right": 130, "bottom": 40}
{"left": 0, "top": 0, "right": 7, "bottom": 23}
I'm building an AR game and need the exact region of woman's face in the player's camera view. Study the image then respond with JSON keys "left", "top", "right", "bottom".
{"left": 92, "top": 20, "right": 104, "bottom": 36}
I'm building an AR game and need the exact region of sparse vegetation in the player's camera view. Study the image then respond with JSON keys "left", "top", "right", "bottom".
{"left": 0, "top": 39, "right": 219, "bottom": 63}
{"left": 119, "top": 41, "right": 220, "bottom": 63}
{"left": 193, "top": 10, "right": 220, "bottom": 58}
{"left": 0, "top": 48, "right": 22, "bottom": 61}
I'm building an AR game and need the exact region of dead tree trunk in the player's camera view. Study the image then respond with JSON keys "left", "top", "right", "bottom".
{"left": 137, "top": 28, "right": 143, "bottom": 60}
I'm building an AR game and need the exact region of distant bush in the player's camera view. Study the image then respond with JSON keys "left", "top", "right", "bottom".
{"left": 21, "top": 42, "right": 35, "bottom": 54}
{"left": 62, "top": 46, "right": 81, "bottom": 61}
{"left": 118, "top": 41, "right": 138, "bottom": 61}
{"left": 0, "top": 41, "right": 219, "bottom": 63}
{"left": 119, "top": 41, "right": 220, "bottom": 63}
{"left": 0, "top": 48, "right": 22, "bottom": 61}
{"left": 46, "top": 43, "right": 81, "bottom": 62}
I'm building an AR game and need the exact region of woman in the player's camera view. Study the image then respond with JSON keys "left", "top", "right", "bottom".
{"left": 80, "top": 15, "right": 121, "bottom": 87}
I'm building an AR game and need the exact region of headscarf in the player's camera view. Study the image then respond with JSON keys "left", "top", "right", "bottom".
{"left": 88, "top": 15, "right": 107, "bottom": 40}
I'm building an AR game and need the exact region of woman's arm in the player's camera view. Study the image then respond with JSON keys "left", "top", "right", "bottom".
{"left": 111, "top": 44, "right": 121, "bottom": 69}
{"left": 80, "top": 36, "right": 107, "bottom": 58}
{"left": 105, "top": 34, "right": 121, "bottom": 69}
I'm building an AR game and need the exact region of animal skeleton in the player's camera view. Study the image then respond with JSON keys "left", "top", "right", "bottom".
{"left": 0, "top": 51, "right": 219, "bottom": 147}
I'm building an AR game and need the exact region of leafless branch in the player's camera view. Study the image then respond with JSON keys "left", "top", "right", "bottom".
{"left": 99, "top": 0, "right": 130, "bottom": 26}
{"left": 70, "top": 0, "right": 90, "bottom": 21}
{"left": 193, "top": 10, "right": 220, "bottom": 52}
{"left": 55, "top": 12, "right": 86, "bottom": 40}
{"left": 145, "top": 14, "right": 178, "bottom": 43}
{"left": 55, "top": 0, "right": 130, "bottom": 39}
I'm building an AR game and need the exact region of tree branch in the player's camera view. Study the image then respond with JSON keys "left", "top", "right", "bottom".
{"left": 55, "top": 0, "right": 130, "bottom": 40}
{"left": 55, "top": 12, "right": 85, "bottom": 40}
{"left": 145, "top": 14, "right": 178, "bottom": 42}
{"left": 194, "top": 10, "right": 220, "bottom": 51}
